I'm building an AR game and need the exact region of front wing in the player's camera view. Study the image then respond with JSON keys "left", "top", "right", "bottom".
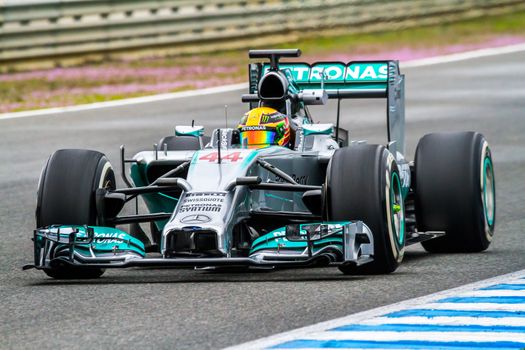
{"left": 24, "top": 222, "right": 374, "bottom": 272}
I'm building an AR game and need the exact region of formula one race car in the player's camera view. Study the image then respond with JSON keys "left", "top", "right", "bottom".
{"left": 25, "top": 49, "right": 496, "bottom": 279}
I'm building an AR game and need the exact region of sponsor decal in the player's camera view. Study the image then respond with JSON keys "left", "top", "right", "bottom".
{"left": 274, "top": 174, "right": 309, "bottom": 185}
{"left": 178, "top": 192, "right": 225, "bottom": 214}
{"left": 184, "top": 192, "right": 226, "bottom": 199}
{"left": 260, "top": 114, "right": 270, "bottom": 123}
{"left": 262, "top": 62, "right": 388, "bottom": 83}
{"left": 183, "top": 197, "right": 223, "bottom": 203}
{"left": 240, "top": 125, "right": 268, "bottom": 131}
{"left": 182, "top": 192, "right": 226, "bottom": 204}
{"left": 295, "top": 126, "right": 305, "bottom": 150}
{"left": 179, "top": 204, "right": 222, "bottom": 213}
{"left": 220, "top": 129, "right": 228, "bottom": 149}
{"left": 94, "top": 232, "right": 126, "bottom": 245}
{"left": 180, "top": 214, "right": 211, "bottom": 224}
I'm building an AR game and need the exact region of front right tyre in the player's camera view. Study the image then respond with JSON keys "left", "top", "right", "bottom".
{"left": 36, "top": 149, "right": 115, "bottom": 279}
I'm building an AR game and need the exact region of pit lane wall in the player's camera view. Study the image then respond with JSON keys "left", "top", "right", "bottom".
{"left": 1, "top": 0, "right": 524, "bottom": 71}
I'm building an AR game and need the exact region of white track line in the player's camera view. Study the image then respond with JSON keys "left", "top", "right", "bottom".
{"left": 407, "top": 302, "right": 525, "bottom": 312}
{"left": 0, "top": 83, "right": 248, "bottom": 120}
{"left": 223, "top": 269, "right": 525, "bottom": 350}
{"left": 1, "top": 42, "right": 525, "bottom": 121}
{"left": 450, "top": 290, "right": 525, "bottom": 297}
{"left": 363, "top": 316, "right": 525, "bottom": 327}
{"left": 295, "top": 331, "right": 525, "bottom": 342}
{"left": 402, "top": 42, "right": 525, "bottom": 68}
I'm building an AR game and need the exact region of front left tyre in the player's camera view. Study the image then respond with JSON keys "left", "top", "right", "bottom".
{"left": 36, "top": 149, "right": 115, "bottom": 279}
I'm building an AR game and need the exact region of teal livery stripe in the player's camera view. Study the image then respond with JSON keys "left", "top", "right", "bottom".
{"left": 249, "top": 223, "right": 348, "bottom": 254}
{"left": 250, "top": 238, "right": 343, "bottom": 253}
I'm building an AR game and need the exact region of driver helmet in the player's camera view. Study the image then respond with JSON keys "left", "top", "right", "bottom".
{"left": 238, "top": 107, "right": 290, "bottom": 148}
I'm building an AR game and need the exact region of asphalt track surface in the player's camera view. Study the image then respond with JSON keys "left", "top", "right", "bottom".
{"left": 1, "top": 51, "right": 524, "bottom": 349}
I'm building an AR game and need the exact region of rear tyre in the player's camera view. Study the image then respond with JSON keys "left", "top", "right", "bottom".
{"left": 326, "top": 145, "right": 405, "bottom": 274}
{"left": 415, "top": 132, "right": 495, "bottom": 253}
{"left": 36, "top": 149, "right": 115, "bottom": 279}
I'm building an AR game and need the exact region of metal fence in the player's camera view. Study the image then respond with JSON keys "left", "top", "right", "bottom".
{"left": 0, "top": 0, "right": 523, "bottom": 68}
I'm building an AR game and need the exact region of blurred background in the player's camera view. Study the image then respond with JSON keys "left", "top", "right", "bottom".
{"left": 1, "top": 0, "right": 524, "bottom": 113}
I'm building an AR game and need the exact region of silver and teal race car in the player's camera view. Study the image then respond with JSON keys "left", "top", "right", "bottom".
{"left": 25, "top": 49, "right": 496, "bottom": 279}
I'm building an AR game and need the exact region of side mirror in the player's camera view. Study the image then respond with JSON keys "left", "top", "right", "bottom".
{"left": 175, "top": 125, "right": 204, "bottom": 137}
{"left": 302, "top": 189, "right": 322, "bottom": 216}
{"left": 285, "top": 223, "right": 333, "bottom": 242}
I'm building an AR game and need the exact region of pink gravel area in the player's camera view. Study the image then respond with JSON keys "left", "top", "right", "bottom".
{"left": 1, "top": 103, "right": 24, "bottom": 112}
{"left": 0, "top": 65, "right": 237, "bottom": 82}
{"left": 0, "top": 77, "right": 241, "bottom": 112}
{"left": 27, "top": 78, "right": 240, "bottom": 100}
{"left": 320, "top": 35, "right": 525, "bottom": 62}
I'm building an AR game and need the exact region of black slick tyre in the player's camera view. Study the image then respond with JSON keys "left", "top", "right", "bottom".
{"left": 36, "top": 149, "right": 116, "bottom": 279}
{"left": 326, "top": 145, "right": 405, "bottom": 274}
{"left": 415, "top": 132, "right": 495, "bottom": 253}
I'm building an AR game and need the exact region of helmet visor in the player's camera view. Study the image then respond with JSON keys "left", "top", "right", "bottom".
{"left": 240, "top": 130, "right": 277, "bottom": 147}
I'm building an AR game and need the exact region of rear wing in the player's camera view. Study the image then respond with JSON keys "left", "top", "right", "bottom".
{"left": 251, "top": 61, "right": 391, "bottom": 98}
{"left": 247, "top": 50, "right": 405, "bottom": 154}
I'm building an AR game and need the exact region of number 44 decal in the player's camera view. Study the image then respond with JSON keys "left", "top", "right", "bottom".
{"left": 199, "top": 151, "right": 243, "bottom": 163}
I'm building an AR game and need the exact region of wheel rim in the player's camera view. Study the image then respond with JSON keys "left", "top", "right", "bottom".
{"left": 483, "top": 156, "right": 495, "bottom": 228}
{"left": 390, "top": 172, "right": 405, "bottom": 246}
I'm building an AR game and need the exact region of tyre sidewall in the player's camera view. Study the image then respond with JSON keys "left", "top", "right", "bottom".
{"left": 479, "top": 140, "right": 496, "bottom": 245}
{"left": 383, "top": 151, "right": 405, "bottom": 264}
